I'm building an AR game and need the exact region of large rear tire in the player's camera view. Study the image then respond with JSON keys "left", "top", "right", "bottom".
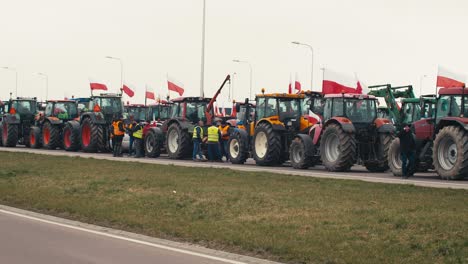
{"left": 290, "top": 137, "right": 315, "bottom": 169}
{"left": 228, "top": 129, "right": 249, "bottom": 164}
{"left": 2, "top": 122, "right": 18, "bottom": 147}
{"left": 29, "top": 126, "right": 42, "bottom": 149}
{"left": 42, "top": 122, "right": 61, "bottom": 149}
{"left": 433, "top": 126, "right": 468, "bottom": 180}
{"left": 320, "top": 124, "right": 356, "bottom": 172}
{"left": 388, "top": 138, "right": 402, "bottom": 176}
{"left": 145, "top": 129, "right": 162, "bottom": 158}
{"left": 364, "top": 133, "right": 393, "bottom": 172}
{"left": 166, "top": 123, "right": 191, "bottom": 159}
{"left": 253, "top": 122, "right": 282, "bottom": 166}
{"left": 63, "top": 121, "right": 80, "bottom": 151}
{"left": 81, "top": 118, "right": 103, "bottom": 153}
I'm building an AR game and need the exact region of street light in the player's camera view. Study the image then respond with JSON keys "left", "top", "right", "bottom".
{"left": 233, "top": 59, "right": 253, "bottom": 99}
{"left": 291, "top": 41, "right": 314, "bottom": 89}
{"left": 36, "top": 72, "right": 49, "bottom": 100}
{"left": 200, "top": 0, "right": 206, "bottom": 97}
{"left": 419, "top": 74, "right": 428, "bottom": 96}
{"left": 1, "top": 67, "right": 18, "bottom": 97}
{"left": 105, "top": 56, "right": 123, "bottom": 91}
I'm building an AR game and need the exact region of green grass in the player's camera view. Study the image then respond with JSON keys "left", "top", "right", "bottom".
{"left": 0, "top": 151, "right": 467, "bottom": 264}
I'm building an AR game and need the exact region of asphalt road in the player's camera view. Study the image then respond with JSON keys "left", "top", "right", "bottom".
{"left": 0, "top": 208, "right": 273, "bottom": 264}
{"left": 1, "top": 147, "right": 467, "bottom": 190}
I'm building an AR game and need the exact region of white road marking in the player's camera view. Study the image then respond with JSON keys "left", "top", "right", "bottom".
{"left": 0, "top": 209, "right": 248, "bottom": 264}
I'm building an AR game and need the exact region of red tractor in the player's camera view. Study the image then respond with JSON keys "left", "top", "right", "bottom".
{"left": 291, "top": 93, "right": 395, "bottom": 171}
{"left": 143, "top": 101, "right": 172, "bottom": 158}
{"left": 29, "top": 100, "right": 79, "bottom": 149}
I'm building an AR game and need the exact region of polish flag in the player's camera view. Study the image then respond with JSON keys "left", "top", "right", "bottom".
{"left": 295, "top": 72, "right": 301, "bottom": 92}
{"left": 122, "top": 82, "right": 135, "bottom": 97}
{"left": 89, "top": 78, "right": 108, "bottom": 91}
{"left": 214, "top": 103, "right": 221, "bottom": 116}
{"left": 288, "top": 73, "right": 293, "bottom": 94}
{"left": 231, "top": 102, "right": 237, "bottom": 117}
{"left": 145, "top": 84, "right": 155, "bottom": 100}
{"left": 322, "top": 69, "right": 363, "bottom": 94}
{"left": 222, "top": 102, "right": 226, "bottom": 117}
{"left": 167, "top": 75, "right": 185, "bottom": 96}
{"left": 437, "top": 66, "right": 466, "bottom": 88}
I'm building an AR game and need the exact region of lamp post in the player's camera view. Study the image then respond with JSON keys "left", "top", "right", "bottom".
{"left": 233, "top": 59, "right": 252, "bottom": 99}
{"left": 1, "top": 67, "right": 18, "bottom": 97}
{"left": 292, "top": 41, "right": 314, "bottom": 89}
{"left": 36, "top": 72, "right": 49, "bottom": 100}
{"left": 105, "top": 56, "right": 123, "bottom": 91}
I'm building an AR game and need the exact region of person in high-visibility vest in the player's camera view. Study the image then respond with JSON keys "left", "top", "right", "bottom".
{"left": 132, "top": 121, "right": 144, "bottom": 158}
{"left": 125, "top": 115, "right": 137, "bottom": 156}
{"left": 218, "top": 119, "right": 230, "bottom": 161}
{"left": 207, "top": 122, "right": 222, "bottom": 162}
{"left": 192, "top": 120, "right": 206, "bottom": 161}
{"left": 111, "top": 114, "right": 125, "bottom": 157}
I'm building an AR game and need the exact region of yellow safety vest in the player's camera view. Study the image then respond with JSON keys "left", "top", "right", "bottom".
{"left": 207, "top": 126, "right": 219, "bottom": 143}
{"left": 192, "top": 126, "right": 204, "bottom": 139}
{"left": 133, "top": 126, "right": 143, "bottom": 139}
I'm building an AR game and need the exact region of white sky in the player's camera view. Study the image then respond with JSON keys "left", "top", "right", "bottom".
{"left": 1, "top": 0, "right": 467, "bottom": 104}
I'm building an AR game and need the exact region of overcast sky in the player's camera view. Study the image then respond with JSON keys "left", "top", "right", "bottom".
{"left": 1, "top": 0, "right": 467, "bottom": 104}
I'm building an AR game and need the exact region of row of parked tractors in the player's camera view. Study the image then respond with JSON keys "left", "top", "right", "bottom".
{"left": 1, "top": 75, "right": 467, "bottom": 180}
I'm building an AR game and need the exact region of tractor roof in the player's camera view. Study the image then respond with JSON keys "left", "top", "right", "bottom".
{"left": 324, "top": 93, "right": 376, "bottom": 99}
{"left": 125, "top": 104, "right": 147, "bottom": 108}
{"left": 257, "top": 93, "right": 305, "bottom": 99}
{"left": 13, "top": 97, "right": 37, "bottom": 101}
{"left": 300, "top": 90, "right": 322, "bottom": 97}
{"left": 46, "top": 100, "right": 76, "bottom": 103}
{"left": 93, "top": 93, "right": 122, "bottom": 98}
{"left": 171, "top": 97, "right": 212, "bottom": 103}
{"left": 148, "top": 102, "right": 172, "bottom": 107}
{"left": 438, "top": 87, "right": 468, "bottom": 95}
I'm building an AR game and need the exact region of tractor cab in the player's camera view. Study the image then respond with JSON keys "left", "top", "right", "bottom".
{"left": 170, "top": 97, "right": 213, "bottom": 124}
{"left": 88, "top": 94, "right": 123, "bottom": 123}
{"left": 323, "top": 94, "right": 378, "bottom": 126}
{"left": 4, "top": 97, "right": 37, "bottom": 121}
{"left": 435, "top": 88, "right": 468, "bottom": 123}
{"left": 147, "top": 101, "right": 172, "bottom": 122}
{"left": 124, "top": 104, "right": 148, "bottom": 123}
{"left": 44, "top": 100, "right": 79, "bottom": 120}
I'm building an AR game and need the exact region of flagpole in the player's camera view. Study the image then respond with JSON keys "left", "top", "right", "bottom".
{"left": 200, "top": 0, "right": 206, "bottom": 97}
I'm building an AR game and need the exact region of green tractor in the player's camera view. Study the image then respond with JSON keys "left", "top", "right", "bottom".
{"left": 368, "top": 84, "right": 416, "bottom": 124}
{"left": 0, "top": 97, "right": 37, "bottom": 147}
{"left": 29, "top": 100, "right": 79, "bottom": 149}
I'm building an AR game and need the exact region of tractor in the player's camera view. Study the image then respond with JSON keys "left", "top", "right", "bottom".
{"left": 228, "top": 90, "right": 315, "bottom": 166}
{"left": 143, "top": 101, "right": 172, "bottom": 158}
{"left": 62, "top": 93, "right": 123, "bottom": 152}
{"left": 0, "top": 97, "right": 37, "bottom": 147}
{"left": 387, "top": 95, "right": 437, "bottom": 176}
{"left": 145, "top": 75, "right": 231, "bottom": 159}
{"left": 291, "top": 93, "right": 395, "bottom": 171}
{"left": 29, "top": 100, "right": 79, "bottom": 149}
{"left": 124, "top": 104, "right": 148, "bottom": 123}
{"left": 368, "top": 84, "right": 416, "bottom": 123}
{"left": 432, "top": 87, "right": 468, "bottom": 180}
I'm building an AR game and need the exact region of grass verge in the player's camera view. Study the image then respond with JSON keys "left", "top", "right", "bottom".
{"left": 0, "top": 151, "right": 467, "bottom": 263}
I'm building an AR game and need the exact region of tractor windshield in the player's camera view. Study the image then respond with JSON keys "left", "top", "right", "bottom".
{"left": 149, "top": 105, "right": 171, "bottom": 121}
{"left": 186, "top": 102, "right": 208, "bottom": 122}
{"left": 401, "top": 102, "right": 421, "bottom": 124}
{"left": 53, "top": 102, "right": 78, "bottom": 119}
{"left": 127, "top": 107, "right": 147, "bottom": 121}
{"left": 436, "top": 95, "right": 468, "bottom": 120}
{"left": 10, "top": 100, "right": 36, "bottom": 115}
{"left": 95, "top": 97, "right": 123, "bottom": 114}
{"left": 279, "top": 98, "right": 301, "bottom": 121}
{"left": 326, "top": 98, "right": 376, "bottom": 123}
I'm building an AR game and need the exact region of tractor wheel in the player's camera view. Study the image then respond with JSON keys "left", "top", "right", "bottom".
{"left": 98, "top": 125, "right": 110, "bottom": 153}
{"left": 253, "top": 122, "right": 282, "bottom": 166}
{"left": 320, "top": 124, "right": 356, "bottom": 172}
{"left": 81, "top": 118, "right": 103, "bottom": 153}
{"left": 228, "top": 130, "right": 248, "bottom": 164}
{"left": 364, "top": 133, "right": 393, "bottom": 172}
{"left": 29, "top": 126, "right": 43, "bottom": 149}
{"left": 42, "top": 122, "right": 61, "bottom": 149}
{"left": 63, "top": 121, "right": 80, "bottom": 151}
{"left": 290, "top": 137, "right": 314, "bottom": 169}
{"left": 145, "top": 129, "right": 162, "bottom": 158}
{"left": 388, "top": 138, "right": 402, "bottom": 176}
{"left": 2, "top": 122, "right": 18, "bottom": 147}
{"left": 166, "top": 123, "right": 191, "bottom": 159}
{"left": 433, "top": 126, "right": 468, "bottom": 180}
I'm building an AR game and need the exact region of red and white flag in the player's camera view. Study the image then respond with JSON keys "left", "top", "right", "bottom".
{"left": 122, "top": 82, "right": 135, "bottom": 97}
{"left": 322, "top": 69, "right": 362, "bottom": 94}
{"left": 221, "top": 102, "right": 226, "bottom": 117}
{"left": 167, "top": 75, "right": 185, "bottom": 96}
{"left": 437, "top": 66, "right": 466, "bottom": 88}
{"left": 89, "top": 78, "right": 108, "bottom": 91}
{"left": 295, "top": 72, "right": 302, "bottom": 92}
{"left": 145, "top": 84, "right": 155, "bottom": 100}
{"left": 288, "top": 73, "right": 293, "bottom": 94}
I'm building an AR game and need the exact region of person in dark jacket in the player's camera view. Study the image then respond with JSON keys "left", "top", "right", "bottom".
{"left": 132, "top": 122, "right": 144, "bottom": 158}
{"left": 398, "top": 124, "right": 416, "bottom": 178}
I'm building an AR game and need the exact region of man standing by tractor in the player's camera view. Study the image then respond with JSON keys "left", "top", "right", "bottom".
{"left": 207, "top": 122, "right": 221, "bottom": 162}
{"left": 132, "top": 121, "right": 144, "bottom": 158}
{"left": 111, "top": 114, "right": 125, "bottom": 157}
{"left": 218, "top": 120, "right": 230, "bottom": 161}
{"left": 398, "top": 124, "right": 416, "bottom": 178}
{"left": 126, "top": 115, "right": 136, "bottom": 156}
{"left": 192, "top": 120, "right": 206, "bottom": 161}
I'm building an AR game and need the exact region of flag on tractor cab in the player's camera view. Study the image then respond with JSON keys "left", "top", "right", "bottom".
{"left": 295, "top": 72, "right": 301, "bottom": 92}
{"left": 322, "top": 69, "right": 362, "bottom": 94}
{"left": 437, "top": 66, "right": 466, "bottom": 88}
{"left": 288, "top": 73, "right": 293, "bottom": 94}
{"left": 89, "top": 78, "right": 108, "bottom": 91}
{"left": 122, "top": 82, "right": 135, "bottom": 97}
{"left": 167, "top": 75, "right": 185, "bottom": 96}
{"left": 145, "top": 84, "right": 155, "bottom": 100}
